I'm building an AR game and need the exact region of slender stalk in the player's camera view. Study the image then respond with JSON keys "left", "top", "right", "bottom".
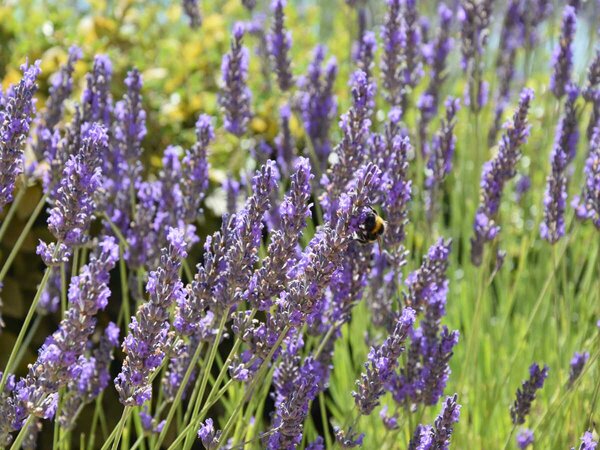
{"left": 9, "top": 414, "right": 34, "bottom": 450}
{"left": 12, "top": 314, "right": 42, "bottom": 372}
{"left": 219, "top": 325, "right": 291, "bottom": 445}
{"left": 152, "top": 341, "right": 206, "bottom": 450}
{"left": 60, "top": 261, "right": 67, "bottom": 315}
{"left": 0, "top": 192, "right": 48, "bottom": 282}
{"left": 103, "top": 406, "right": 132, "bottom": 450}
{"left": 0, "top": 245, "right": 59, "bottom": 391}
{"left": 0, "top": 185, "right": 26, "bottom": 243}
{"left": 182, "top": 311, "right": 230, "bottom": 448}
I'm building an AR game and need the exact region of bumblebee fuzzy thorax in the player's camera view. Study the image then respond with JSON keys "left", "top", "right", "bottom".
{"left": 354, "top": 207, "right": 387, "bottom": 244}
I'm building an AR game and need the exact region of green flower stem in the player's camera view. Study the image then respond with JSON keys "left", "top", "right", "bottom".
{"left": 0, "top": 192, "right": 48, "bottom": 282}
{"left": 0, "top": 185, "right": 26, "bottom": 243}
{"left": 9, "top": 414, "right": 34, "bottom": 450}
{"left": 219, "top": 325, "right": 291, "bottom": 446}
{"left": 0, "top": 242, "right": 59, "bottom": 392}
{"left": 152, "top": 341, "right": 206, "bottom": 450}
{"left": 182, "top": 310, "right": 231, "bottom": 449}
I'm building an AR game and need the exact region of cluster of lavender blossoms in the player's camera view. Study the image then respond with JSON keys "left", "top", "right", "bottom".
{"left": 471, "top": 88, "right": 534, "bottom": 265}
{"left": 219, "top": 23, "right": 252, "bottom": 136}
{"left": 0, "top": 60, "right": 41, "bottom": 211}
{"left": 3, "top": 1, "right": 600, "bottom": 448}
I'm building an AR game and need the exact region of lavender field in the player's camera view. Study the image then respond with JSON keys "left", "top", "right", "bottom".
{"left": 0, "top": 0, "right": 599, "bottom": 448}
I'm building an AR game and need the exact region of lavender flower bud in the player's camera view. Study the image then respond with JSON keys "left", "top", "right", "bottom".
{"left": 541, "top": 84, "right": 579, "bottom": 243}
{"left": 323, "top": 69, "right": 375, "bottom": 217}
{"left": 244, "top": 157, "right": 312, "bottom": 310}
{"left": 198, "top": 418, "right": 221, "bottom": 449}
{"left": 353, "top": 307, "right": 415, "bottom": 415}
{"left": 268, "top": 0, "right": 294, "bottom": 91}
{"left": 241, "top": 0, "right": 256, "bottom": 11}
{"left": 37, "top": 123, "right": 107, "bottom": 265}
{"left": 510, "top": 363, "right": 549, "bottom": 425}
{"left": 42, "top": 46, "right": 82, "bottom": 131}
{"left": 402, "top": 0, "right": 423, "bottom": 93}
{"left": 459, "top": 0, "right": 493, "bottom": 112}
{"left": 471, "top": 88, "right": 534, "bottom": 265}
{"left": 550, "top": 6, "right": 577, "bottom": 99}
{"left": 418, "top": 3, "right": 453, "bottom": 156}
{"left": 380, "top": 0, "right": 405, "bottom": 107}
{"left": 517, "top": 428, "right": 534, "bottom": 449}
{"left": 583, "top": 49, "right": 600, "bottom": 102}
{"left": 267, "top": 357, "right": 320, "bottom": 449}
{"left": 115, "top": 228, "right": 189, "bottom": 405}
{"left": 219, "top": 23, "right": 252, "bottom": 136}
{"left": 106, "top": 68, "right": 147, "bottom": 231}
{"left": 181, "top": 114, "right": 214, "bottom": 223}
{"left": 573, "top": 119, "right": 600, "bottom": 227}
{"left": 82, "top": 54, "right": 112, "bottom": 126}
{"left": 275, "top": 104, "right": 296, "bottom": 176}
{"left": 571, "top": 431, "right": 598, "bottom": 450}
{"left": 298, "top": 45, "right": 338, "bottom": 166}
{"left": 568, "top": 351, "right": 589, "bottom": 387}
{"left": 430, "top": 394, "right": 461, "bottom": 450}
{"left": 0, "top": 60, "right": 41, "bottom": 211}
{"left": 354, "top": 31, "right": 377, "bottom": 81}
{"left": 182, "top": 0, "right": 202, "bottom": 28}
{"left": 425, "top": 97, "right": 459, "bottom": 221}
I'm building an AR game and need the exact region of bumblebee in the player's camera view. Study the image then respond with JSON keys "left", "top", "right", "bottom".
{"left": 354, "top": 207, "right": 387, "bottom": 244}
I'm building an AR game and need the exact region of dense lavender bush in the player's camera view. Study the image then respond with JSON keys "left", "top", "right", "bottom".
{"left": 0, "top": 1, "right": 599, "bottom": 449}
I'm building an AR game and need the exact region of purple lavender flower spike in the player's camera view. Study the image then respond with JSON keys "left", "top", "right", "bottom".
{"left": 298, "top": 45, "right": 338, "bottom": 166}
{"left": 307, "top": 436, "right": 325, "bottom": 450}
{"left": 430, "top": 394, "right": 461, "bottom": 450}
{"left": 550, "top": 6, "right": 577, "bottom": 99}
{"left": 220, "top": 23, "right": 252, "bottom": 136}
{"left": 268, "top": 0, "right": 294, "bottom": 91}
{"left": 583, "top": 49, "right": 600, "bottom": 103}
{"left": 82, "top": 54, "right": 112, "bottom": 126}
{"left": 275, "top": 104, "right": 296, "bottom": 176}
{"left": 425, "top": 97, "right": 459, "bottom": 222}
{"left": 0, "top": 59, "right": 41, "bottom": 211}
{"left": 58, "top": 322, "right": 120, "bottom": 430}
{"left": 323, "top": 69, "right": 375, "bottom": 218}
{"left": 42, "top": 46, "right": 82, "bottom": 131}
{"left": 459, "top": 0, "right": 493, "bottom": 112}
{"left": 571, "top": 431, "right": 598, "bottom": 450}
{"left": 223, "top": 174, "right": 241, "bottom": 215}
{"left": 181, "top": 114, "right": 214, "bottom": 223}
{"left": 107, "top": 68, "right": 147, "bottom": 231}
{"left": 354, "top": 31, "right": 377, "bottom": 81}
{"left": 267, "top": 357, "right": 320, "bottom": 449}
{"left": 380, "top": 0, "right": 404, "bottom": 107}
{"left": 418, "top": 3, "right": 453, "bottom": 157}
{"left": 541, "top": 83, "right": 579, "bottom": 243}
{"left": 182, "top": 0, "right": 202, "bottom": 28}
{"left": 37, "top": 123, "right": 107, "bottom": 265}
{"left": 471, "top": 88, "right": 534, "bottom": 265}
{"left": 353, "top": 307, "right": 415, "bottom": 415}
{"left": 573, "top": 119, "right": 600, "bottom": 227}
{"left": 510, "top": 363, "right": 549, "bottom": 425}
{"left": 402, "top": 0, "right": 423, "bottom": 94}
{"left": 115, "top": 228, "right": 189, "bottom": 405}
{"left": 12, "top": 238, "right": 118, "bottom": 424}
{"left": 568, "top": 351, "right": 589, "bottom": 387}
{"left": 244, "top": 157, "right": 312, "bottom": 311}
{"left": 516, "top": 428, "right": 534, "bottom": 449}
